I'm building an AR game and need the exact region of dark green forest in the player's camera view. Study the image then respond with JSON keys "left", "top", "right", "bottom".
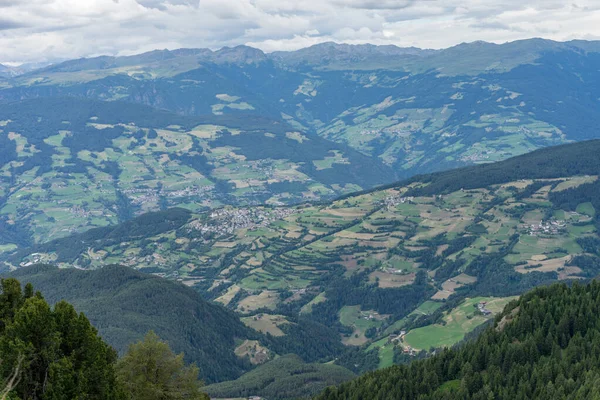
{"left": 204, "top": 355, "right": 355, "bottom": 400}
{"left": 6, "top": 265, "right": 253, "bottom": 383}
{"left": 316, "top": 281, "right": 600, "bottom": 400}
{"left": 5, "top": 264, "right": 362, "bottom": 385}
{"left": 0, "top": 277, "right": 211, "bottom": 399}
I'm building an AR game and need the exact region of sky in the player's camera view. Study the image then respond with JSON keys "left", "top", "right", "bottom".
{"left": 1, "top": 0, "right": 600, "bottom": 64}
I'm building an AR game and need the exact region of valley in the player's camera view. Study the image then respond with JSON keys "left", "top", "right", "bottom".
{"left": 1, "top": 38, "right": 600, "bottom": 400}
{"left": 0, "top": 98, "right": 394, "bottom": 246}
{"left": 3, "top": 39, "right": 600, "bottom": 252}
{"left": 5, "top": 140, "right": 600, "bottom": 376}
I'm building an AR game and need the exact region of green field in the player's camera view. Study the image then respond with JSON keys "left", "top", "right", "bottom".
{"left": 577, "top": 202, "right": 596, "bottom": 217}
{"left": 6, "top": 146, "right": 600, "bottom": 358}
{"left": 339, "top": 306, "right": 384, "bottom": 346}
{"left": 368, "top": 337, "right": 396, "bottom": 369}
{"left": 404, "top": 297, "right": 516, "bottom": 351}
{"left": 411, "top": 301, "right": 443, "bottom": 316}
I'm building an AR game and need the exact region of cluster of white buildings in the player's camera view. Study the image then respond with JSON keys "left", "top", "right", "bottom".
{"left": 188, "top": 207, "right": 299, "bottom": 236}
{"left": 384, "top": 194, "right": 414, "bottom": 209}
{"left": 127, "top": 185, "right": 213, "bottom": 206}
{"left": 528, "top": 220, "right": 566, "bottom": 236}
{"left": 477, "top": 301, "right": 492, "bottom": 316}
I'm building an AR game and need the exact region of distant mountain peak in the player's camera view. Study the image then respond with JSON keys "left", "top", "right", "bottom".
{"left": 277, "top": 41, "right": 429, "bottom": 55}
{"left": 0, "top": 63, "right": 26, "bottom": 78}
{"left": 213, "top": 45, "right": 268, "bottom": 64}
{"left": 269, "top": 41, "right": 434, "bottom": 69}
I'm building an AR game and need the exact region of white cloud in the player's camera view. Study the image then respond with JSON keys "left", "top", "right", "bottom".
{"left": 0, "top": 0, "right": 598, "bottom": 63}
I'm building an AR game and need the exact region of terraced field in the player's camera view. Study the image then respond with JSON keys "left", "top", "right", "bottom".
{"left": 319, "top": 96, "right": 568, "bottom": 171}
{"left": 4, "top": 141, "right": 600, "bottom": 370}
{"left": 6, "top": 152, "right": 599, "bottom": 361}
{"left": 4, "top": 41, "right": 600, "bottom": 254}
{"left": 0, "top": 98, "right": 395, "bottom": 246}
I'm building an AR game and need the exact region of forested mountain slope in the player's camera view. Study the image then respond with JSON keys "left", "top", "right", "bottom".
{"left": 5, "top": 264, "right": 359, "bottom": 385}
{"left": 316, "top": 281, "right": 600, "bottom": 399}
{"left": 204, "top": 354, "right": 355, "bottom": 400}
{"left": 6, "top": 140, "right": 600, "bottom": 375}
{"left": 6, "top": 264, "right": 254, "bottom": 383}
{"left": 0, "top": 276, "right": 214, "bottom": 399}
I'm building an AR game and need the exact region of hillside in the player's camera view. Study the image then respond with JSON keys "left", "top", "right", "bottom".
{"left": 3, "top": 264, "right": 358, "bottom": 387}
{"left": 5, "top": 264, "right": 254, "bottom": 383}
{"left": 316, "top": 281, "right": 600, "bottom": 399}
{"left": 2, "top": 39, "right": 600, "bottom": 255}
{"left": 204, "top": 354, "right": 355, "bottom": 400}
{"left": 2, "top": 39, "right": 600, "bottom": 182}
{"left": 0, "top": 97, "right": 395, "bottom": 247}
{"left": 6, "top": 140, "right": 600, "bottom": 371}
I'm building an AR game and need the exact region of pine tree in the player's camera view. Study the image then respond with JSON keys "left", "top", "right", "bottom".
{"left": 0, "top": 278, "right": 125, "bottom": 400}
{"left": 117, "top": 331, "right": 209, "bottom": 400}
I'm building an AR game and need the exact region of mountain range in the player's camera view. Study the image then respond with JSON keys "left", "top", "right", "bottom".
{"left": 2, "top": 39, "right": 600, "bottom": 399}
{"left": 2, "top": 38, "right": 600, "bottom": 250}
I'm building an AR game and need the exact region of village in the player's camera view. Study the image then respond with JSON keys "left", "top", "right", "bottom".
{"left": 69, "top": 204, "right": 113, "bottom": 219}
{"left": 379, "top": 265, "right": 407, "bottom": 275}
{"left": 387, "top": 331, "right": 417, "bottom": 357}
{"left": 527, "top": 219, "right": 566, "bottom": 236}
{"left": 360, "top": 128, "right": 412, "bottom": 138}
{"left": 383, "top": 194, "right": 414, "bottom": 209}
{"left": 188, "top": 206, "right": 299, "bottom": 236}
{"left": 477, "top": 301, "right": 492, "bottom": 316}
{"left": 459, "top": 151, "right": 494, "bottom": 163}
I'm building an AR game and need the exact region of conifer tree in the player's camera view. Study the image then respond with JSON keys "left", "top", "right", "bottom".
{"left": 117, "top": 331, "right": 209, "bottom": 400}
{"left": 0, "top": 278, "right": 124, "bottom": 400}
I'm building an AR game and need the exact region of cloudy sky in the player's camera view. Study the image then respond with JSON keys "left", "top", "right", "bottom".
{"left": 1, "top": 0, "right": 599, "bottom": 64}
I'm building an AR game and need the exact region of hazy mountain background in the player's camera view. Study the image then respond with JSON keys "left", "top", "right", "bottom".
{"left": 1, "top": 39, "right": 600, "bottom": 250}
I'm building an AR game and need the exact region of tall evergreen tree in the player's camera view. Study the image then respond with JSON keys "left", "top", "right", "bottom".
{"left": 0, "top": 278, "right": 124, "bottom": 400}
{"left": 116, "top": 331, "right": 209, "bottom": 400}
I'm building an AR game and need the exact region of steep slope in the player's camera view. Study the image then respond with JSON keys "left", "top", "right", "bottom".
{"left": 6, "top": 264, "right": 254, "bottom": 383}
{"left": 0, "top": 97, "right": 395, "bottom": 247}
{"left": 7, "top": 140, "right": 600, "bottom": 370}
{"left": 316, "top": 281, "right": 600, "bottom": 399}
